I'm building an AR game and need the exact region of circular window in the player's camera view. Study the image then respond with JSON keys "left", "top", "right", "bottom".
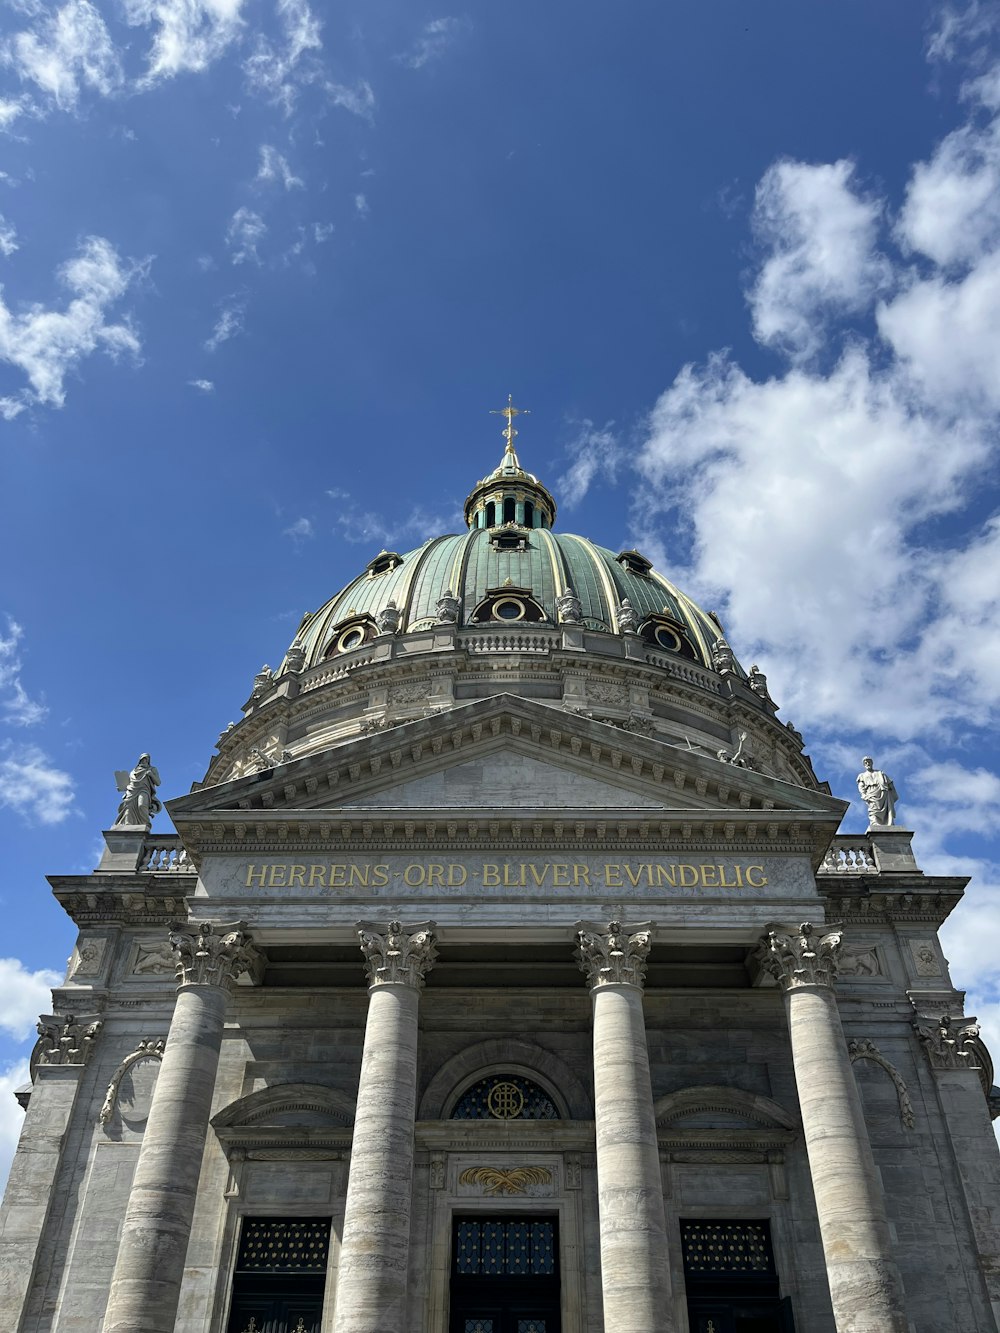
{"left": 337, "top": 626, "right": 366, "bottom": 652}
{"left": 493, "top": 598, "right": 525, "bottom": 621}
{"left": 654, "top": 624, "right": 682, "bottom": 652}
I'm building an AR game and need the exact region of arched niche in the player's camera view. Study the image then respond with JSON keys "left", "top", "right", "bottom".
{"left": 418, "top": 1039, "right": 592, "bottom": 1121}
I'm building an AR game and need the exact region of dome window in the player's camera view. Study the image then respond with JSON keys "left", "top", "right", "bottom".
{"left": 640, "top": 614, "right": 697, "bottom": 661}
{"left": 470, "top": 588, "right": 546, "bottom": 624}
{"left": 490, "top": 529, "right": 528, "bottom": 551}
{"left": 322, "top": 615, "right": 378, "bottom": 659}
{"left": 616, "top": 549, "right": 653, "bottom": 577}
{"left": 366, "top": 551, "right": 403, "bottom": 577}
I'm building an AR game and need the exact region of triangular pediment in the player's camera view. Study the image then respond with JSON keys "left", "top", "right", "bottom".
{"left": 168, "top": 695, "right": 846, "bottom": 863}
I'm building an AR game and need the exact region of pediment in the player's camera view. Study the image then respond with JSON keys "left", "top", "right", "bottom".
{"left": 654, "top": 1084, "right": 797, "bottom": 1155}
{"left": 172, "top": 694, "right": 846, "bottom": 826}
{"left": 212, "top": 1082, "right": 355, "bottom": 1155}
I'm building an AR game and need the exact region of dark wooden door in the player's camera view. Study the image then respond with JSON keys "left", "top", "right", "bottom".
{"left": 449, "top": 1217, "right": 561, "bottom": 1333}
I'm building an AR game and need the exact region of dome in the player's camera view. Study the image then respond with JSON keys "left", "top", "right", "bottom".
{"left": 205, "top": 408, "right": 820, "bottom": 794}
{"left": 284, "top": 528, "right": 723, "bottom": 670}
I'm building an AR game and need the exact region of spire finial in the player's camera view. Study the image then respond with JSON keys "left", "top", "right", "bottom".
{"left": 490, "top": 393, "right": 529, "bottom": 461}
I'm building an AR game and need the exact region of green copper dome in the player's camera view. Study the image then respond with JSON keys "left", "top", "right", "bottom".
{"left": 280, "top": 419, "right": 727, "bottom": 674}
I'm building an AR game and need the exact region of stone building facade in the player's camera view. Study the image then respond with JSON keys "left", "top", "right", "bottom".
{"left": 2, "top": 428, "right": 999, "bottom": 1333}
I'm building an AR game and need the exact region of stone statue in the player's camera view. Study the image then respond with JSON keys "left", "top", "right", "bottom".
{"left": 717, "top": 732, "right": 753, "bottom": 769}
{"left": 857, "top": 756, "right": 898, "bottom": 828}
{"left": 711, "top": 636, "right": 737, "bottom": 674}
{"left": 435, "top": 589, "right": 460, "bottom": 624}
{"left": 747, "top": 664, "right": 770, "bottom": 699}
{"left": 377, "top": 600, "right": 401, "bottom": 634}
{"left": 113, "top": 754, "right": 162, "bottom": 828}
{"left": 284, "top": 642, "right": 306, "bottom": 673}
{"left": 556, "top": 585, "right": 583, "bottom": 624}
{"left": 251, "top": 664, "right": 273, "bottom": 698}
{"left": 615, "top": 598, "right": 639, "bottom": 633}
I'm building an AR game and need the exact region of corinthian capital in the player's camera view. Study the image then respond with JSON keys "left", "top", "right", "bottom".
{"left": 168, "top": 921, "right": 264, "bottom": 990}
{"left": 358, "top": 920, "right": 438, "bottom": 989}
{"left": 754, "top": 922, "right": 842, "bottom": 991}
{"left": 35, "top": 1013, "right": 103, "bottom": 1066}
{"left": 912, "top": 1013, "right": 982, "bottom": 1070}
{"left": 575, "top": 920, "right": 652, "bottom": 990}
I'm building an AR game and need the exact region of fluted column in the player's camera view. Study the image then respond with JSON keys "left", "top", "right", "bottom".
{"left": 102, "top": 922, "right": 263, "bottom": 1333}
{"left": 576, "top": 921, "right": 675, "bottom": 1333}
{"left": 333, "top": 920, "right": 437, "bottom": 1333}
{"left": 755, "top": 923, "right": 907, "bottom": 1333}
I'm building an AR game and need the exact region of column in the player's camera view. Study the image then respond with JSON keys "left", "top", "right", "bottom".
{"left": 576, "top": 921, "right": 675, "bottom": 1333}
{"left": 0, "top": 1015, "right": 102, "bottom": 1328}
{"left": 102, "top": 922, "right": 263, "bottom": 1333}
{"left": 333, "top": 920, "right": 437, "bottom": 1333}
{"left": 755, "top": 923, "right": 908, "bottom": 1333}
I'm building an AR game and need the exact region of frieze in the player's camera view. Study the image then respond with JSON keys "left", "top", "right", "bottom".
{"left": 199, "top": 853, "right": 817, "bottom": 900}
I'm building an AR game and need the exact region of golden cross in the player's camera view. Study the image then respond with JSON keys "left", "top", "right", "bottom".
{"left": 490, "top": 394, "right": 529, "bottom": 455}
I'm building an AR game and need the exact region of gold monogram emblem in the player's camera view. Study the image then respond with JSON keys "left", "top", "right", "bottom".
{"left": 486, "top": 1080, "right": 525, "bottom": 1119}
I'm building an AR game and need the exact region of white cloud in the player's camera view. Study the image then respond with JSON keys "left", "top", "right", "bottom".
{"left": 2, "top": 0, "right": 122, "bottom": 111}
{"left": 0, "top": 235, "right": 143, "bottom": 417}
{"left": 0, "top": 1059, "right": 30, "bottom": 1197}
{"left": 323, "top": 79, "right": 374, "bottom": 120}
{"left": 637, "top": 65, "right": 1000, "bottom": 743}
{"left": 395, "top": 16, "right": 470, "bottom": 70}
{"left": 313, "top": 221, "right": 333, "bottom": 243}
{"left": 243, "top": 0, "right": 321, "bottom": 111}
{"left": 124, "top": 0, "right": 245, "bottom": 85}
{"left": 354, "top": 192, "right": 368, "bottom": 219}
{"left": 556, "top": 420, "right": 621, "bottom": 508}
{"left": 0, "top": 216, "right": 18, "bottom": 257}
{"left": 748, "top": 159, "right": 889, "bottom": 360}
{"left": 0, "top": 741, "right": 75, "bottom": 824}
{"left": 204, "top": 293, "right": 245, "bottom": 349}
{"left": 226, "top": 207, "right": 266, "bottom": 265}
{"left": 0, "top": 618, "right": 46, "bottom": 726}
{"left": 256, "top": 143, "right": 303, "bottom": 190}
{"left": 187, "top": 377, "right": 213, "bottom": 391}
{"left": 283, "top": 516, "right": 313, "bottom": 542}
{"left": 0, "top": 958, "right": 61, "bottom": 1040}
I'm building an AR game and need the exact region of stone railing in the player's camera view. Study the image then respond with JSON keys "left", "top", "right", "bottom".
{"left": 818, "top": 838, "right": 877, "bottom": 874}
{"left": 464, "top": 631, "right": 562, "bottom": 654}
{"left": 140, "top": 837, "right": 195, "bottom": 873}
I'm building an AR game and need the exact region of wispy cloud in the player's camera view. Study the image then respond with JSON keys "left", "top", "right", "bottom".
{"left": 204, "top": 293, "right": 246, "bottom": 350}
{"left": 0, "top": 216, "right": 18, "bottom": 257}
{"left": 395, "top": 16, "right": 470, "bottom": 70}
{"left": 256, "top": 143, "right": 303, "bottom": 190}
{"left": 187, "top": 377, "right": 214, "bottom": 392}
{"left": 243, "top": 0, "right": 321, "bottom": 112}
{"left": 226, "top": 206, "right": 267, "bottom": 265}
{"left": 0, "top": 741, "right": 75, "bottom": 824}
{"left": 2, "top": 0, "right": 122, "bottom": 112}
{"left": 283, "top": 516, "right": 313, "bottom": 543}
{"left": 0, "top": 619, "right": 45, "bottom": 726}
{"left": 124, "top": 0, "right": 246, "bottom": 85}
{"left": 354, "top": 192, "right": 369, "bottom": 219}
{"left": 0, "top": 235, "right": 144, "bottom": 419}
{"left": 324, "top": 78, "right": 374, "bottom": 120}
{"left": 557, "top": 420, "right": 622, "bottom": 508}
{"left": 327, "top": 487, "right": 461, "bottom": 548}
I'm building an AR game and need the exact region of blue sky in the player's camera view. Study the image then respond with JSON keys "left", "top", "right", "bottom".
{"left": 3, "top": 0, "right": 1000, "bottom": 1179}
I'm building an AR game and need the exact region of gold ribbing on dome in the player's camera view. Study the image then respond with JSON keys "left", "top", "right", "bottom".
{"left": 490, "top": 394, "right": 530, "bottom": 464}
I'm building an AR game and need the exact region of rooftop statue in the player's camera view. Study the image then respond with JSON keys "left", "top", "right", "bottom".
{"left": 616, "top": 598, "right": 639, "bottom": 633}
{"left": 857, "top": 756, "right": 898, "bottom": 828}
{"left": 711, "top": 635, "right": 737, "bottom": 674}
{"left": 113, "top": 754, "right": 162, "bottom": 828}
{"left": 435, "top": 589, "right": 460, "bottom": 624}
{"left": 556, "top": 586, "right": 582, "bottom": 624}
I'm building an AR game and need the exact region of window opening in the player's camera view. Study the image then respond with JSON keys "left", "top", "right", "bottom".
{"left": 450, "top": 1217, "right": 561, "bottom": 1333}
{"left": 226, "top": 1216, "right": 331, "bottom": 1333}
{"left": 680, "top": 1219, "right": 793, "bottom": 1333}
{"left": 524, "top": 501, "right": 535, "bottom": 528}
{"left": 503, "top": 497, "right": 516, "bottom": 524}
{"left": 451, "top": 1075, "right": 559, "bottom": 1120}
{"left": 485, "top": 502, "right": 496, "bottom": 528}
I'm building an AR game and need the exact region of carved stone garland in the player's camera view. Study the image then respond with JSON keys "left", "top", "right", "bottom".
{"left": 100, "top": 1039, "right": 166, "bottom": 1126}
{"left": 848, "top": 1039, "right": 915, "bottom": 1130}
{"left": 357, "top": 920, "right": 438, "bottom": 989}
{"left": 575, "top": 920, "right": 652, "bottom": 989}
